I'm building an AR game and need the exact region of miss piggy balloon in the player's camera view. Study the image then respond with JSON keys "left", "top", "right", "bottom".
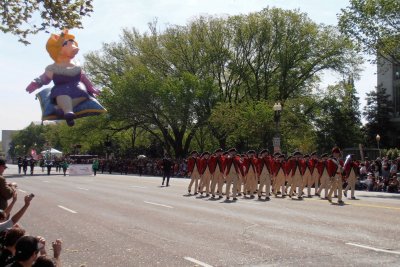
{"left": 26, "top": 30, "right": 102, "bottom": 126}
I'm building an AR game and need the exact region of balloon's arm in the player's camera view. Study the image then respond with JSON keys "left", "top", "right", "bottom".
{"left": 81, "top": 73, "right": 100, "bottom": 96}
{"left": 26, "top": 73, "right": 52, "bottom": 93}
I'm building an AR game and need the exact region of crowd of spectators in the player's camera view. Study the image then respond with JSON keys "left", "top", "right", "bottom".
{"left": 0, "top": 159, "right": 62, "bottom": 267}
{"left": 357, "top": 157, "right": 400, "bottom": 193}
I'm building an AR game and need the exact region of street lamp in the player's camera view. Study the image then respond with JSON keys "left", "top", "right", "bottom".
{"left": 273, "top": 102, "right": 282, "bottom": 153}
{"left": 376, "top": 134, "right": 381, "bottom": 157}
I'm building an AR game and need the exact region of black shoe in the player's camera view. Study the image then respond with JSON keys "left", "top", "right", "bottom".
{"left": 265, "top": 197, "right": 270, "bottom": 201}
{"left": 307, "top": 195, "right": 312, "bottom": 198}
{"left": 166, "top": 184, "right": 169, "bottom": 187}
{"left": 338, "top": 200, "right": 344, "bottom": 205}
{"left": 212, "top": 195, "right": 215, "bottom": 198}
{"left": 258, "top": 195, "right": 261, "bottom": 200}
{"left": 218, "top": 196, "right": 223, "bottom": 199}
{"left": 233, "top": 197, "right": 238, "bottom": 201}
{"left": 351, "top": 197, "right": 356, "bottom": 200}
{"left": 343, "top": 191, "right": 347, "bottom": 197}
{"left": 205, "top": 194, "right": 209, "bottom": 197}
{"left": 315, "top": 193, "right": 320, "bottom": 197}
{"left": 188, "top": 190, "right": 191, "bottom": 194}
{"left": 194, "top": 192, "right": 198, "bottom": 195}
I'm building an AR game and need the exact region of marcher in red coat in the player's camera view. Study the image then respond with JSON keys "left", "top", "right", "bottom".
{"left": 187, "top": 151, "right": 201, "bottom": 195}
{"left": 327, "top": 147, "right": 345, "bottom": 204}
{"left": 224, "top": 148, "right": 241, "bottom": 201}
{"left": 257, "top": 149, "right": 272, "bottom": 200}
{"left": 210, "top": 148, "right": 225, "bottom": 199}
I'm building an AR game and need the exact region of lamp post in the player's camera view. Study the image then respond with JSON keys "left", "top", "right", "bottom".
{"left": 273, "top": 102, "right": 282, "bottom": 153}
{"left": 376, "top": 134, "right": 381, "bottom": 158}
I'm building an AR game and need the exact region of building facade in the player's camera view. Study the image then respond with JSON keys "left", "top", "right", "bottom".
{"left": 377, "top": 57, "right": 400, "bottom": 147}
{"left": 1, "top": 130, "right": 18, "bottom": 162}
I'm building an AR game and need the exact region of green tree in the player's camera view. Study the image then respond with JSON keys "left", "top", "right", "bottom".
{"left": 314, "top": 78, "right": 363, "bottom": 152}
{"left": 0, "top": 0, "right": 93, "bottom": 44}
{"left": 363, "top": 87, "right": 395, "bottom": 147}
{"left": 8, "top": 123, "right": 48, "bottom": 158}
{"left": 339, "top": 0, "right": 400, "bottom": 64}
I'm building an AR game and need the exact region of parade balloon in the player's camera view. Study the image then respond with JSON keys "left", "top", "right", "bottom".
{"left": 25, "top": 30, "right": 106, "bottom": 126}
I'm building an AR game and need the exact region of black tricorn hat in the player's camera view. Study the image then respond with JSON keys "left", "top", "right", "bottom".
{"left": 293, "top": 151, "right": 302, "bottom": 156}
{"left": 190, "top": 150, "right": 198, "bottom": 155}
{"left": 228, "top": 148, "right": 237, "bottom": 153}
{"left": 201, "top": 151, "right": 210, "bottom": 157}
{"left": 273, "top": 152, "right": 281, "bottom": 157}
{"left": 260, "top": 149, "right": 269, "bottom": 155}
{"left": 278, "top": 154, "right": 285, "bottom": 159}
{"left": 214, "top": 148, "right": 223, "bottom": 153}
{"left": 247, "top": 150, "right": 256, "bottom": 154}
{"left": 310, "top": 151, "right": 318, "bottom": 156}
{"left": 320, "top": 153, "right": 328, "bottom": 158}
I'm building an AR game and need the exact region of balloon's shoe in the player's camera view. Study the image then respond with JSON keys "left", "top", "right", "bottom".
{"left": 65, "top": 112, "right": 75, "bottom": 127}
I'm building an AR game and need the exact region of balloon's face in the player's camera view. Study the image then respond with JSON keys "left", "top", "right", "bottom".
{"left": 60, "top": 39, "right": 79, "bottom": 59}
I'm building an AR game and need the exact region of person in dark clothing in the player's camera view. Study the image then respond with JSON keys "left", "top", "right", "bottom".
{"left": 17, "top": 158, "right": 22, "bottom": 175}
{"left": 29, "top": 160, "right": 35, "bottom": 176}
{"left": 162, "top": 155, "right": 173, "bottom": 186}
{"left": 22, "top": 157, "right": 28, "bottom": 176}
{"left": 0, "top": 227, "right": 26, "bottom": 266}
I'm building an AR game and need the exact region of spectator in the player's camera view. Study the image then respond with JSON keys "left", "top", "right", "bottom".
{"left": 0, "top": 227, "right": 26, "bottom": 266}
{"left": 388, "top": 176, "right": 399, "bottom": 193}
{"left": 390, "top": 160, "right": 398, "bottom": 177}
{"left": 0, "top": 159, "right": 17, "bottom": 210}
{"left": 0, "top": 194, "right": 34, "bottom": 233}
{"left": 32, "top": 239, "right": 62, "bottom": 267}
{"left": 6, "top": 236, "right": 45, "bottom": 267}
{"left": 1, "top": 191, "right": 18, "bottom": 222}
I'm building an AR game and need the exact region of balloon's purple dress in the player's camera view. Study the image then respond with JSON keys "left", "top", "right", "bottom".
{"left": 46, "top": 64, "right": 90, "bottom": 104}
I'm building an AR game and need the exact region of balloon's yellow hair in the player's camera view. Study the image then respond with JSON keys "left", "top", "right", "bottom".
{"left": 46, "top": 30, "right": 78, "bottom": 63}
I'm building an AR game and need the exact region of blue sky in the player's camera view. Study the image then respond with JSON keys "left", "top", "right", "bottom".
{"left": 0, "top": 0, "right": 375, "bottom": 135}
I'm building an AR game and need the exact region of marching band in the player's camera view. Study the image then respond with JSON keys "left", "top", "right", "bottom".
{"left": 186, "top": 146, "right": 359, "bottom": 204}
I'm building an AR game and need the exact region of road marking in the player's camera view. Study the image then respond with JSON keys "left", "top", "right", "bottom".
{"left": 144, "top": 201, "right": 173, "bottom": 209}
{"left": 18, "top": 189, "right": 27, "bottom": 193}
{"left": 184, "top": 257, "right": 213, "bottom": 267}
{"left": 346, "top": 243, "right": 400, "bottom": 255}
{"left": 57, "top": 205, "right": 77, "bottom": 214}
{"left": 77, "top": 187, "right": 89, "bottom": 191}
{"left": 130, "top": 185, "right": 147, "bottom": 189}
{"left": 42, "top": 180, "right": 50, "bottom": 183}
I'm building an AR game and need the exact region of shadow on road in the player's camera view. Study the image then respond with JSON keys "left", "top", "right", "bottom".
{"left": 357, "top": 194, "right": 400, "bottom": 200}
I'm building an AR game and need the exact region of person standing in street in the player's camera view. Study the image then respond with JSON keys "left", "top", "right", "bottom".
{"left": 92, "top": 158, "right": 99, "bottom": 176}
{"left": 343, "top": 154, "right": 359, "bottom": 199}
{"left": 0, "top": 159, "right": 17, "bottom": 210}
{"left": 22, "top": 156, "right": 28, "bottom": 176}
{"left": 29, "top": 159, "right": 35, "bottom": 176}
{"left": 162, "top": 154, "right": 173, "bottom": 187}
{"left": 187, "top": 151, "right": 200, "bottom": 194}
{"left": 327, "top": 147, "right": 345, "bottom": 204}
{"left": 17, "top": 157, "right": 23, "bottom": 174}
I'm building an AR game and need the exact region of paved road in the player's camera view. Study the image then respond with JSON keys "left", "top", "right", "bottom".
{"left": 4, "top": 165, "right": 400, "bottom": 267}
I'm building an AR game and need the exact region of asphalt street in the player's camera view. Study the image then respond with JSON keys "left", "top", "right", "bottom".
{"left": 4, "top": 165, "right": 400, "bottom": 267}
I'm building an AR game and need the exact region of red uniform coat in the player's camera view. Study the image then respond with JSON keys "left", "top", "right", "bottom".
{"left": 289, "top": 159, "right": 304, "bottom": 176}
{"left": 272, "top": 160, "right": 285, "bottom": 176}
{"left": 216, "top": 155, "right": 225, "bottom": 173}
{"left": 257, "top": 156, "right": 272, "bottom": 176}
{"left": 187, "top": 156, "right": 198, "bottom": 173}
{"left": 199, "top": 158, "right": 210, "bottom": 175}
{"left": 208, "top": 155, "right": 218, "bottom": 174}
{"left": 344, "top": 161, "right": 359, "bottom": 177}
{"left": 326, "top": 158, "right": 344, "bottom": 177}
{"left": 316, "top": 160, "right": 327, "bottom": 176}
{"left": 224, "top": 155, "right": 241, "bottom": 175}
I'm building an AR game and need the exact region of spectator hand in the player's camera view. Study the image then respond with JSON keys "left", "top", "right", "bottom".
{"left": 12, "top": 191, "right": 18, "bottom": 202}
{"left": 24, "top": 194, "right": 34, "bottom": 206}
{"left": 52, "top": 239, "right": 62, "bottom": 259}
{"left": 37, "top": 236, "right": 46, "bottom": 255}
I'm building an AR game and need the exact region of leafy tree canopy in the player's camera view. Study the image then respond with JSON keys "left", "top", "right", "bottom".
{"left": 0, "top": 0, "right": 93, "bottom": 44}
